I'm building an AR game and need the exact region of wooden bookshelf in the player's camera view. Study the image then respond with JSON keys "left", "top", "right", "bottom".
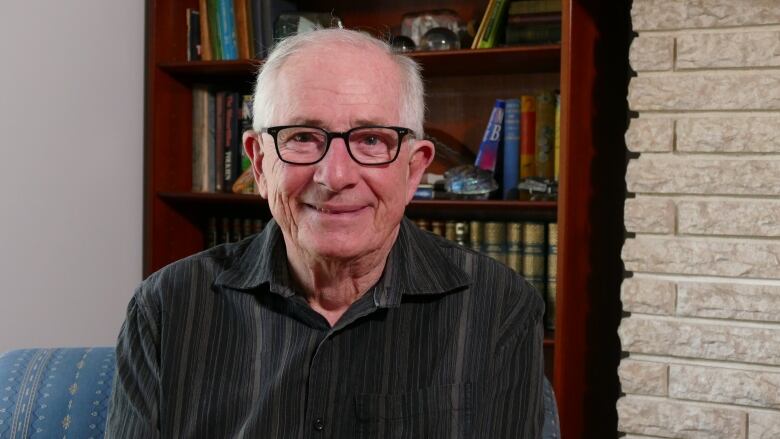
{"left": 144, "top": 0, "right": 628, "bottom": 437}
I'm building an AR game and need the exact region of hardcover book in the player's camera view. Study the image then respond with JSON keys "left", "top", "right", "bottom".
{"left": 519, "top": 95, "right": 537, "bottom": 180}
{"left": 536, "top": 91, "right": 556, "bottom": 179}
{"left": 475, "top": 99, "right": 506, "bottom": 173}
{"left": 216, "top": 0, "right": 239, "bottom": 60}
{"left": 546, "top": 222, "right": 558, "bottom": 329}
{"left": 506, "top": 221, "right": 523, "bottom": 273}
{"left": 522, "top": 222, "right": 546, "bottom": 297}
{"left": 484, "top": 222, "right": 506, "bottom": 264}
{"left": 502, "top": 98, "right": 520, "bottom": 199}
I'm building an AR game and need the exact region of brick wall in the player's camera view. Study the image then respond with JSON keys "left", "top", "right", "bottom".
{"left": 619, "top": 1, "right": 780, "bottom": 438}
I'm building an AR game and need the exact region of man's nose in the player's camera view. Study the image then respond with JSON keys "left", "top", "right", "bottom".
{"left": 312, "top": 137, "right": 360, "bottom": 192}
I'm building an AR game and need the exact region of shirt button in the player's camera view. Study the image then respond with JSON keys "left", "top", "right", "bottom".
{"left": 313, "top": 418, "right": 325, "bottom": 431}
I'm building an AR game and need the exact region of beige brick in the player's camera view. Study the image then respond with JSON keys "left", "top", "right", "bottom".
{"left": 626, "top": 155, "right": 780, "bottom": 196}
{"left": 749, "top": 411, "right": 780, "bottom": 439}
{"left": 622, "top": 277, "right": 677, "bottom": 315}
{"left": 623, "top": 236, "right": 780, "bottom": 278}
{"left": 677, "top": 31, "right": 780, "bottom": 69}
{"left": 632, "top": 0, "right": 780, "bottom": 31}
{"left": 625, "top": 197, "right": 676, "bottom": 234}
{"left": 670, "top": 364, "right": 780, "bottom": 409}
{"left": 628, "top": 72, "right": 780, "bottom": 111}
{"left": 678, "top": 199, "right": 780, "bottom": 237}
{"left": 677, "top": 117, "right": 780, "bottom": 153}
{"left": 619, "top": 360, "right": 669, "bottom": 396}
{"left": 617, "top": 395, "right": 746, "bottom": 438}
{"left": 677, "top": 282, "right": 780, "bottom": 323}
{"left": 630, "top": 35, "right": 674, "bottom": 71}
{"left": 619, "top": 315, "right": 780, "bottom": 365}
{"left": 626, "top": 118, "right": 675, "bottom": 152}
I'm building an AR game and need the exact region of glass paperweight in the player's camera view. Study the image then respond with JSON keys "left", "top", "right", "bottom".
{"left": 274, "top": 13, "right": 344, "bottom": 41}
{"left": 390, "top": 35, "right": 416, "bottom": 53}
{"left": 400, "top": 9, "right": 460, "bottom": 46}
{"left": 419, "top": 27, "right": 460, "bottom": 51}
{"left": 444, "top": 165, "right": 498, "bottom": 199}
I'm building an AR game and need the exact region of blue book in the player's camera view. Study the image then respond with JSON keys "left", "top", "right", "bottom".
{"left": 475, "top": 99, "right": 505, "bottom": 172}
{"left": 502, "top": 98, "right": 520, "bottom": 199}
{"left": 216, "top": 0, "right": 238, "bottom": 60}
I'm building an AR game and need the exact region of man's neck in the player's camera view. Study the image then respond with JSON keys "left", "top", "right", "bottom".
{"left": 284, "top": 228, "right": 399, "bottom": 327}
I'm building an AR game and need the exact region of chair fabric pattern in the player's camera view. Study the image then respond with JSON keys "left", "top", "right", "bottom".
{"left": 0, "top": 348, "right": 114, "bottom": 439}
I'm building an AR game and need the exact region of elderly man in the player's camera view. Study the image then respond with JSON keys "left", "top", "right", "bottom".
{"left": 108, "top": 28, "right": 544, "bottom": 438}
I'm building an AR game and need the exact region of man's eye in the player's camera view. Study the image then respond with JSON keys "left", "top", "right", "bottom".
{"left": 363, "top": 135, "right": 380, "bottom": 145}
{"left": 292, "top": 133, "right": 316, "bottom": 142}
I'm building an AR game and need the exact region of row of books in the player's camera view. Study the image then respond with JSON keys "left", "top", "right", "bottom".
{"left": 205, "top": 217, "right": 265, "bottom": 247}
{"left": 472, "top": 0, "right": 561, "bottom": 49}
{"left": 186, "top": 0, "right": 296, "bottom": 61}
{"left": 475, "top": 91, "right": 561, "bottom": 200}
{"left": 414, "top": 219, "right": 557, "bottom": 329}
{"left": 192, "top": 87, "right": 254, "bottom": 193}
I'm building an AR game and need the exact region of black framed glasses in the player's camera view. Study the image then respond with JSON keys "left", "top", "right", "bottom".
{"left": 263, "top": 125, "right": 413, "bottom": 166}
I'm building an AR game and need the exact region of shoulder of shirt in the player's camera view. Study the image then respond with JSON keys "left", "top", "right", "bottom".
{"left": 133, "top": 236, "right": 256, "bottom": 308}
{"left": 417, "top": 228, "right": 545, "bottom": 322}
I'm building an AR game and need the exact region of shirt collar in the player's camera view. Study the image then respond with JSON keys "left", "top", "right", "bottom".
{"left": 215, "top": 217, "right": 471, "bottom": 307}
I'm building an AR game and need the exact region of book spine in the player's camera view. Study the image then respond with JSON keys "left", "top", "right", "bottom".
{"left": 250, "top": 0, "right": 264, "bottom": 57}
{"left": 505, "top": 23, "right": 562, "bottom": 45}
{"left": 240, "top": 94, "right": 253, "bottom": 172}
{"left": 187, "top": 9, "right": 202, "bottom": 61}
{"left": 469, "top": 220, "right": 483, "bottom": 252}
{"left": 508, "top": 0, "right": 563, "bottom": 15}
{"left": 454, "top": 221, "right": 469, "bottom": 247}
{"left": 475, "top": 99, "right": 506, "bottom": 172}
{"left": 215, "top": 91, "right": 226, "bottom": 192}
{"left": 554, "top": 92, "right": 561, "bottom": 181}
{"left": 477, "top": 0, "right": 508, "bottom": 49}
{"left": 207, "top": 0, "right": 222, "bottom": 60}
{"left": 520, "top": 95, "right": 537, "bottom": 180}
{"left": 502, "top": 98, "right": 520, "bottom": 199}
{"left": 484, "top": 222, "right": 506, "bottom": 264}
{"left": 536, "top": 90, "right": 556, "bottom": 179}
{"left": 445, "top": 221, "right": 457, "bottom": 241}
{"left": 522, "top": 222, "right": 546, "bottom": 298}
{"left": 223, "top": 92, "right": 239, "bottom": 191}
{"left": 199, "top": 0, "right": 213, "bottom": 60}
{"left": 217, "top": 0, "right": 238, "bottom": 60}
{"left": 233, "top": 0, "right": 251, "bottom": 59}
{"left": 192, "top": 86, "right": 206, "bottom": 191}
{"left": 506, "top": 221, "right": 524, "bottom": 273}
{"left": 546, "top": 222, "right": 558, "bottom": 330}
{"left": 207, "top": 91, "right": 216, "bottom": 192}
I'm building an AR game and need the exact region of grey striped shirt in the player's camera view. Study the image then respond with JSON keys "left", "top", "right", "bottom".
{"left": 107, "top": 217, "right": 545, "bottom": 438}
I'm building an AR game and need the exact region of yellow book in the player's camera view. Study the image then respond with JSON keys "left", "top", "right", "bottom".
{"left": 519, "top": 95, "right": 536, "bottom": 180}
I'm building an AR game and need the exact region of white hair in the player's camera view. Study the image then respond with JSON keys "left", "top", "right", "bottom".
{"left": 251, "top": 28, "right": 426, "bottom": 139}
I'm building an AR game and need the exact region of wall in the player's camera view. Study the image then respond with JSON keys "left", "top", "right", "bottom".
{"left": 619, "top": 0, "right": 780, "bottom": 437}
{"left": 0, "top": 1, "right": 144, "bottom": 352}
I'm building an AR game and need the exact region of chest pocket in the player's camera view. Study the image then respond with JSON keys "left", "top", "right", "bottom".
{"left": 354, "top": 382, "right": 474, "bottom": 439}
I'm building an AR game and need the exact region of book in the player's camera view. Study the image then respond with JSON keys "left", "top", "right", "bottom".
{"left": 469, "top": 220, "right": 483, "bottom": 252}
{"left": 207, "top": 0, "right": 223, "bottom": 60}
{"left": 505, "top": 22, "right": 561, "bottom": 45}
{"left": 198, "top": 0, "right": 213, "bottom": 60}
{"left": 215, "top": 91, "right": 226, "bottom": 192}
{"left": 471, "top": 0, "right": 497, "bottom": 49}
{"left": 477, "top": 0, "right": 510, "bottom": 49}
{"left": 554, "top": 92, "right": 561, "bottom": 181}
{"left": 546, "top": 222, "right": 558, "bottom": 329}
{"left": 484, "top": 222, "right": 506, "bottom": 264}
{"left": 216, "top": 0, "right": 239, "bottom": 60}
{"left": 445, "top": 221, "right": 457, "bottom": 241}
{"left": 240, "top": 94, "right": 253, "bottom": 172}
{"left": 522, "top": 222, "right": 546, "bottom": 297}
{"left": 187, "top": 9, "right": 202, "bottom": 61}
{"left": 454, "top": 222, "right": 469, "bottom": 246}
{"left": 233, "top": 0, "right": 252, "bottom": 59}
{"left": 260, "top": 0, "right": 297, "bottom": 57}
{"left": 507, "top": 11, "right": 561, "bottom": 25}
{"left": 224, "top": 92, "right": 241, "bottom": 191}
{"left": 508, "top": 0, "right": 562, "bottom": 15}
{"left": 506, "top": 221, "right": 523, "bottom": 273}
{"left": 536, "top": 91, "right": 556, "bottom": 179}
{"left": 475, "top": 99, "right": 506, "bottom": 173}
{"left": 519, "top": 95, "right": 537, "bottom": 180}
{"left": 207, "top": 91, "right": 217, "bottom": 191}
{"left": 502, "top": 98, "right": 520, "bottom": 199}
{"left": 192, "top": 86, "right": 210, "bottom": 192}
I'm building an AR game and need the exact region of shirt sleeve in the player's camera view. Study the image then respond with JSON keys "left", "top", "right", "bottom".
{"left": 476, "top": 283, "right": 546, "bottom": 438}
{"left": 106, "top": 285, "right": 162, "bottom": 439}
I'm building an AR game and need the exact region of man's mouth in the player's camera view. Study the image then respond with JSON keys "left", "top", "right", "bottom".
{"left": 306, "top": 204, "right": 366, "bottom": 215}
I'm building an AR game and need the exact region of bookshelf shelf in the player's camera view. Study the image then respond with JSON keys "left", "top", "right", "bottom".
{"left": 158, "top": 44, "right": 561, "bottom": 82}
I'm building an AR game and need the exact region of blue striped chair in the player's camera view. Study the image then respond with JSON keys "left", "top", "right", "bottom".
{"left": 0, "top": 347, "right": 559, "bottom": 438}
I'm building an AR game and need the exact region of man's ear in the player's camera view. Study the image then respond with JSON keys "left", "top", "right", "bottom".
{"left": 243, "top": 130, "right": 268, "bottom": 198}
{"left": 405, "top": 139, "right": 436, "bottom": 203}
